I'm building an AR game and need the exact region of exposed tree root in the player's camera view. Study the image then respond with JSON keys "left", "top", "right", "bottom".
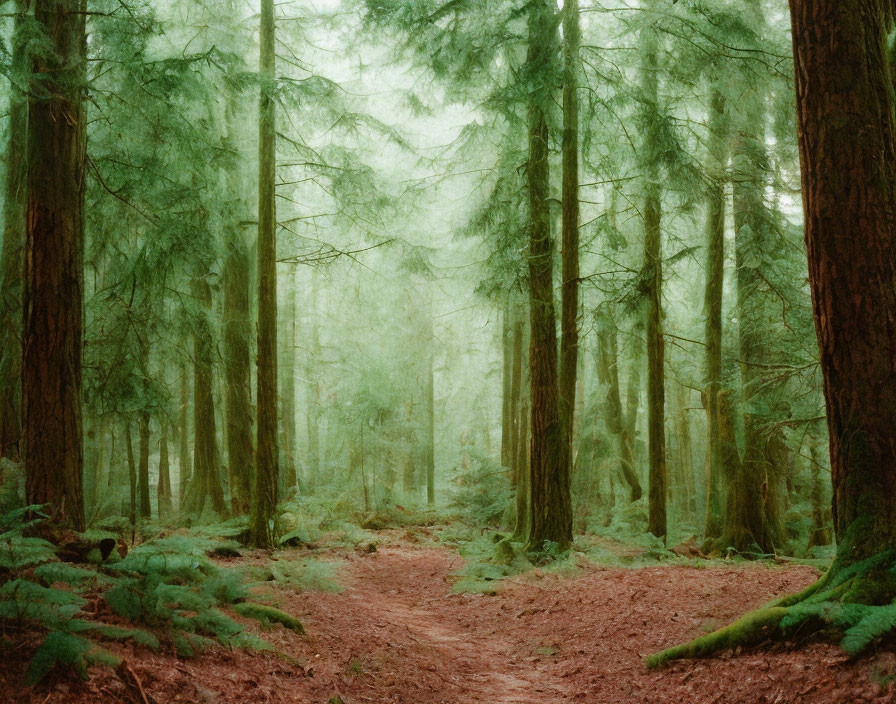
{"left": 647, "top": 548, "right": 896, "bottom": 670}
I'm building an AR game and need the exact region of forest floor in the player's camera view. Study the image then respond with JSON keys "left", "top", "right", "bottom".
{"left": 6, "top": 526, "right": 896, "bottom": 703}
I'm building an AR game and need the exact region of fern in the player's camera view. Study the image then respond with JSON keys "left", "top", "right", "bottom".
{"left": 24, "top": 632, "right": 119, "bottom": 685}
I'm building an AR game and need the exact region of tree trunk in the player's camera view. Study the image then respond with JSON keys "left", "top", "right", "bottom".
{"left": 158, "top": 418, "right": 172, "bottom": 518}
{"left": 305, "top": 269, "right": 321, "bottom": 486}
{"left": 24, "top": 0, "right": 87, "bottom": 530}
{"left": 601, "top": 318, "right": 642, "bottom": 502}
{"left": 178, "top": 364, "right": 192, "bottom": 506}
{"left": 807, "top": 428, "right": 831, "bottom": 548}
{"left": 138, "top": 413, "right": 151, "bottom": 518}
{"left": 640, "top": 8, "right": 666, "bottom": 541}
{"left": 509, "top": 303, "right": 524, "bottom": 486}
{"left": 730, "top": 2, "right": 781, "bottom": 554}
{"left": 223, "top": 225, "right": 254, "bottom": 516}
{"left": 501, "top": 302, "right": 513, "bottom": 468}
{"left": 424, "top": 295, "right": 436, "bottom": 506}
{"left": 702, "top": 87, "right": 728, "bottom": 542}
{"left": 559, "top": 0, "right": 581, "bottom": 491}
{"left": 789, "top": 0, "right": 896, "bottom": 562}
{"left": 280, "top": 265, "right": 298, "bottom": 491}
{"left": 125, "top": 420, "right": 137, "bottom": 526}
{"left": 525, "top": 0, "right": 570, "bottom": 551}
{"left": 253, "top": 0, "right": 279, "bottom": 547}
{"left": 191, "top": 276, "right": 226, "bottom": 516}
{"left": 0, "top": 1, "right": 28, "bottom": 462}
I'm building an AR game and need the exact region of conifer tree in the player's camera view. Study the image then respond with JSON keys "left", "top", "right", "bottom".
{"left": 24, "top": 0, "right": 88, "bottom": 530}
{"left": 253, "top": 0, "right": 280, "bottom": 548}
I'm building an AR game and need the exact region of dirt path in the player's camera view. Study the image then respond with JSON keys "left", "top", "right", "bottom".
{"left": 9, "top": 537, "right": 896, "bottom": 703}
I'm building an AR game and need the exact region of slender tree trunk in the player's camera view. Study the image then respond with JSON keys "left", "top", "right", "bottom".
{"left": 24, "top": 0, "right": 87, "bottom": 530}
{"left": 305, "top": 269, "right": 321, "bottom": 486}
{"left": 191, "top": 276, "right": 226, "bottom": 516}
{"left": 600, "top": 318, "right": 642, "bottom": 502}
{"left": 138, "top": 413, "right": 151, "bottom": 518}
{"left": 0, "top": 1, "right": 28, "bottom": 462}
{"left": 501, "top": 302, "right": 513, "bottom": 468}
{"left": 223, "top": 225, "right": 254, "bottom": 516}
{"left": 702, "top": 87, "right": 728, "bottom": 542}
{"left": 559, "top": 0, "right": 581, "bottom": 495}
{"left": 424, "top": 294, "right": 436, "bottom": 506}
{"left": 509, "top": 303, "right": 524, "bottom": 486}
{"left": 280, "top": 266, "right": 297, "bottom": 490}
{"left": 512, "top": 396, "right": 531, "bottom": 541}
{"left": 640, "top": 8, "right": 666, "bottom": 540}
{"left": 158, "top": 418, "right": 172, "bottom": 518}
{"left": 806, "top": 428, "right": 831, "bottom": 547}
{"left": 178, "top": 364, "right": 191, "bottom": 506}
{"left": 623, "top": 346, "right": 642, "bottom": 493}
{"left": 253, "top": 0, "right": 279, "bottom": 547}
{"left": 526, "top": 0, "right": 570, "bottom": 551}
{"left": 730, "top": 2, "right": 781, "bottom": 554}
{"left": 125, "top": 420, "right": 136, "bottom": 526}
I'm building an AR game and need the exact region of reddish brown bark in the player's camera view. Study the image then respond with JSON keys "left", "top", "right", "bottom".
{"left": 0, "top": 1, "right": 28, "bottom": 463}
{"left": 24, "top": 0, "right": 87, "bottom": 530}
{"left": 558, "top": 0, "right": 581, "bottom": 491}
{"left": 525, "top": 0, "right": 571, "bottom": 551}
{"left": 789, "top": 0, "right": 896, "bottom": 562}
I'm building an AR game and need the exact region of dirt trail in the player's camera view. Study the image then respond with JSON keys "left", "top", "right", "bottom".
{"left": 329, "top": 546, "right": 570, "bottom": 703}
{"left": 9, "top": 536, "right": 896, "bottom": 703}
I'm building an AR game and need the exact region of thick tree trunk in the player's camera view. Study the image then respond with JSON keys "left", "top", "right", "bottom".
{"left": 0, "top": 1, "right": 28, "bottom": 462}
{"left": 253, "top": 0, "right": 279, "bottom": 547}
{"left": 525, "top": 0, "right": 570, "bottom": 551}
{"left": 559, "top": 0, "right": 581, "bottom": 490}
{"left": 640, "top": 10, "right": 666, "bottom": 541}
{"left": 789, "top": 0, "right": 896, "bottom": 562}
{"left": 24, "top": 0, "right": 87, "bottom": 530}
{"left": 702, "top": 87, "right": 728, "bottom": 542}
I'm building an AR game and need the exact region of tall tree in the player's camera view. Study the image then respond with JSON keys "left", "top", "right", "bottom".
{"left": 702, "top": 87, "right": 729, "bottom": 543}
{"left": 558, "top": 0, "right": 581, "bottom": 491}
{"left": 728, "top": 1, "right": 784, "bottom": 553}
{"left": 640, "top": 5, "right": 667, "bottom": 541}
{"left": 526, "top": 0, "right": 571, "bottom": 551}
{"left": 650, "top": 0, "right": 896, "bottom": 666}
{"left": 0, "top": 0, "right": 28, "bottom": 462}
{"left": 252, "top": 0, "right": 279, "bottom": 548}
{"left": 23, "top": 0, "right": 87, "bottom": 530}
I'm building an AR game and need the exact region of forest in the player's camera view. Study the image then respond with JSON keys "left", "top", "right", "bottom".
{"left": 0, "top": 0, "right": 894, "bottom": 701}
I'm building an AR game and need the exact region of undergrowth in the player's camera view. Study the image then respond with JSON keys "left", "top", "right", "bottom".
{"left": 0, "top": 507, "right": 307, "bottom": 686}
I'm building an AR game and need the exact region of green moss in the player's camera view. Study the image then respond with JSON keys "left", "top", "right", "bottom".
{"left": 647, "top": 607, "right": 788, "bottom": 669}
{"left": 232, "top": 602, "right": 305, "bottom": 633}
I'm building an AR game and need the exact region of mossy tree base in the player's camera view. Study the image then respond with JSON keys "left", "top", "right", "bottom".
{"left": 647, "top": 548, "right": 896, "bottom": 669}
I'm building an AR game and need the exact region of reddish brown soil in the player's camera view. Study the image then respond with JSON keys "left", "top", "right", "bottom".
{"left": 5, "top": 534, "right": 896, "bottom": 703}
